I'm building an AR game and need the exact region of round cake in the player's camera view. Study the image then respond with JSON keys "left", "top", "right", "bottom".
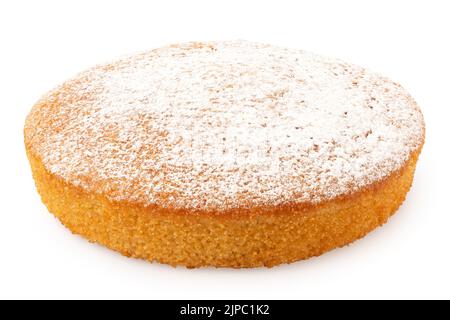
{"left": 24, "top": 41, "right": 425, "bottom": 268}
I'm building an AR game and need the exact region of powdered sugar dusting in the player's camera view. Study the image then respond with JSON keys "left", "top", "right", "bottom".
{"left": 25, "top": 41, "right": 425, "bottom": 211}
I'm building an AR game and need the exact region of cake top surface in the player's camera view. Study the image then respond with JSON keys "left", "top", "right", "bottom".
{"left": 25, "top": 40, "right": 425, "bottom": 211}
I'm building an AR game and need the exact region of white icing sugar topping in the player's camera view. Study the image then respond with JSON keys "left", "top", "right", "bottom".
{"left": 26, "top": 40, "right": 425, "bottom": 211}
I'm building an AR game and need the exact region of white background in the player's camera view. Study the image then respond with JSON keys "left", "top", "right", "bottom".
{"left": 1, "top": 0, "right": 449, "bottom": 300}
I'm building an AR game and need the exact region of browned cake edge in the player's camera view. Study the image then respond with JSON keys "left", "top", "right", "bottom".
{"left": 25, "top": 145, "right": 422, "bottom": 268}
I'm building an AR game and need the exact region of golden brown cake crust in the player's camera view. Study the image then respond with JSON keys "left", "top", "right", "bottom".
{"left": 26, "top": 145, "right": 422, "bottom": 268}
{"left": 24, "top": 41, "right": 425, "bottom": 267}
